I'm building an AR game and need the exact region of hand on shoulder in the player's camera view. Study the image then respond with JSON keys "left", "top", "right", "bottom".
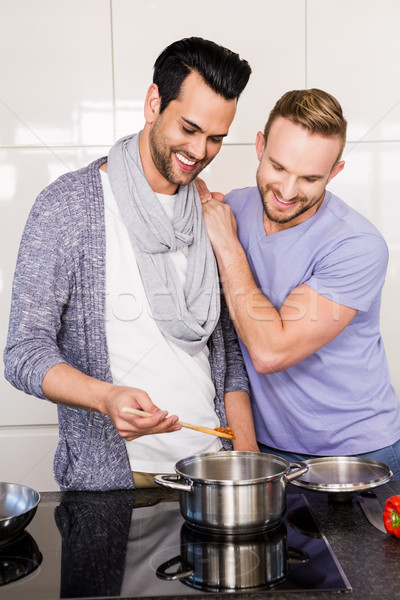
{"left": 195, "top": 177, "right": 225, "bottom": 204}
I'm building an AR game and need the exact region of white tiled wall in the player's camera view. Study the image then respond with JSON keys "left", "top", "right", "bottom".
{"left": 1, "top": 0, "right": 399, "bottom": 490}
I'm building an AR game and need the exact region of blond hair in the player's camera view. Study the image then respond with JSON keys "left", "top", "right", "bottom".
{"left": 263, "top": 89, "right": 347, "bottom": 160}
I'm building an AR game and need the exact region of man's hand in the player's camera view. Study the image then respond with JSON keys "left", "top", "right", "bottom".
{"left": 202, "top": 197, "right": 239, "bottom": 256}
{"left": 194, "top": 177, "right": 240, "bottom": 256}
{"left": 195, "top": 177, "right": 225, "bottom": 203}
{"left": 102, "top": 384, "right": 180, "bottom": 441}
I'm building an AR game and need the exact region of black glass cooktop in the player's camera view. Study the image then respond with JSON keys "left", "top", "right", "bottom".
{"left": 0, "top": 493, "right": 351, "bottom": 599}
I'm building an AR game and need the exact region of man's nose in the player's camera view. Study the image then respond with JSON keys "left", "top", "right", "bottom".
{"left": 188, "top": 137, "right": 207, "bottom": 160}
{"left": 279, "top": 176, "right": 298, "bottom": 201}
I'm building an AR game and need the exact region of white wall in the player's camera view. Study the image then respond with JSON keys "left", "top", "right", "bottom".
{"left": 1, "top": 0, "right": 399, "bottom": 490}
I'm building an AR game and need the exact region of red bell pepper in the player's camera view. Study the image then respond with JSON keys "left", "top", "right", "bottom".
{"left": 383, "top": 495, "right": 400, "bottom": 538}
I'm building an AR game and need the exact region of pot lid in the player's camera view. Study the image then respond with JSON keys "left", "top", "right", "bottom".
{"left": 290, "top": 456, "right": 392, "bottom": 493}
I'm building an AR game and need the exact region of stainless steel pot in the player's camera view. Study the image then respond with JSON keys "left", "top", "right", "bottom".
{"left": 154, "top": 451, "right": 308, "bottom": 533}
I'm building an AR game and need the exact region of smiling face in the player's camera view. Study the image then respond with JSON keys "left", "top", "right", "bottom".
{"left": 141, "top": 71, "right": 237, "bottom": 194}
{"left": 256, "top": 117, "right": 345, "bottom": 234}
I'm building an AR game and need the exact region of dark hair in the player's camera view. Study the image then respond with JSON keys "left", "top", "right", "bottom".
{"left": 153, "top": 37, "right": 251, "bottom": 112}
{"left": 263, "top": 89, "right": 347, "bottom": 160}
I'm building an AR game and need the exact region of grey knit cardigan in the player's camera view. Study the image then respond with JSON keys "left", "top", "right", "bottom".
{"left": 4, "top": 157, "right": 249, "bottom": 491}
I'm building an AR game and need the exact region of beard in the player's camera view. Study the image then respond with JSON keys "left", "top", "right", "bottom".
{"left": 257, "top": 176, "right": 323, "bottom": 225}
{"left": 149, "top": 120, "right": 209, "bottom": 186}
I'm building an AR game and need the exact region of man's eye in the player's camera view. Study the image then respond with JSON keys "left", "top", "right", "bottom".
{"left": 182, "top": 127, "right": 195, "bottom": 135}
{"left": 210, "top": 137, "right": 223, "bottom": 144}
{"left": 272, "top": 164, "right": 283, "bottom": 171}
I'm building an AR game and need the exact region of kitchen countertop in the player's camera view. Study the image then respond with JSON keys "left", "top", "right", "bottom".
{"left": 3, "top": 480, "right": 400, "bottom": 600}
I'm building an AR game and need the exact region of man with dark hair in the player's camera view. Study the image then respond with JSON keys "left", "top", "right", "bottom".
{"left": 153, "top": 37, "right": 251, "bottom": 111}
{"left": 200, "top": 88, "right": 400, "bottom": 478}
{"left": 4, "top": 37, "right": 257, "bottom": 491}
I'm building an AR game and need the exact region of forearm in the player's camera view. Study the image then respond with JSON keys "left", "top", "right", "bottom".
{"left": 42, "top": 363, "right": 112, "bottom": 413}
{"left": 215, "top": 239, "right": 286, "bottom": 372}
{"left": 202, "top": 199, "right": 287, "bottom": 371}
{"left": 216, "top": 239, "right": 357, "bottom": 373}
{"left": 224, "top": 391, "right": 259, "bottom": 452}
{"left": 42, "top": 363, "right": 180, "bottom": 441}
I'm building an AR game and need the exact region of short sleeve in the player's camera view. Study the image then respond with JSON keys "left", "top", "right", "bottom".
{"left": 306, "top": 233, "right": 388, "bottom": 312}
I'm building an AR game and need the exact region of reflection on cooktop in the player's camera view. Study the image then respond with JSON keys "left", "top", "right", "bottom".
{"left": 0, "top": 531, "right": 42, "bottom": 587}
{"left": 0, "top": 493, "right": 351, "bottom": 599}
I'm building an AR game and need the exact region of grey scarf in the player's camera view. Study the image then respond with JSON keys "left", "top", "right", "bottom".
{"left": 107, "top": 133, "right": 220, "bottom": 356}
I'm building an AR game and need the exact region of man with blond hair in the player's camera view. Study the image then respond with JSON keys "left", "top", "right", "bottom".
{"left": 199, "top": 88, "right": 400, "bottom": 477}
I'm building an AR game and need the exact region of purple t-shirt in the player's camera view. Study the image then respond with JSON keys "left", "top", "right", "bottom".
{"left": 226, "top": 187, "right": 400, "bottom": 455}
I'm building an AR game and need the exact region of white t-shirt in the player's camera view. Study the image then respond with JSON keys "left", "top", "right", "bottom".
{"left": 101, "top": 170, "right": 221, "bottom": 473}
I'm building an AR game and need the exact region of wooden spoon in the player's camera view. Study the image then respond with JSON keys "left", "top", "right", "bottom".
{"left": 122, "top": 407, "right": 235, "bottom": 439}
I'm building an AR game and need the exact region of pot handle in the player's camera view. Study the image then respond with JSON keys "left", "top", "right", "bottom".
{"left": 153, "top": 474, "right": 193, "bottom": 492}
{"left": 156, "top": 555, "right": 193, "bottom": 581}
{"left": 286, "top": 461, "right": 309, "bottom": 482}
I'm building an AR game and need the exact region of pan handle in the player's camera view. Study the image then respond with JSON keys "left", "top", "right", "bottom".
{"left": 153, "top": 474, "right": 194, "bottom": 492}
{"left": 286, "top": 462, "right": 309, "bottom": 483}
{"left": 156, "top": 555, "right": 193, "bottom": 580}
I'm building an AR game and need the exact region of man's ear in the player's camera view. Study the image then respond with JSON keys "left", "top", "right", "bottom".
{"left": 144, "top": 83, "right": 161, "bottom": 124}
{"left": 255, "top": 131, "right": 266, "bottom": 161}
{"left": 328, "top": 160, "right": 345, "bottom": 183}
